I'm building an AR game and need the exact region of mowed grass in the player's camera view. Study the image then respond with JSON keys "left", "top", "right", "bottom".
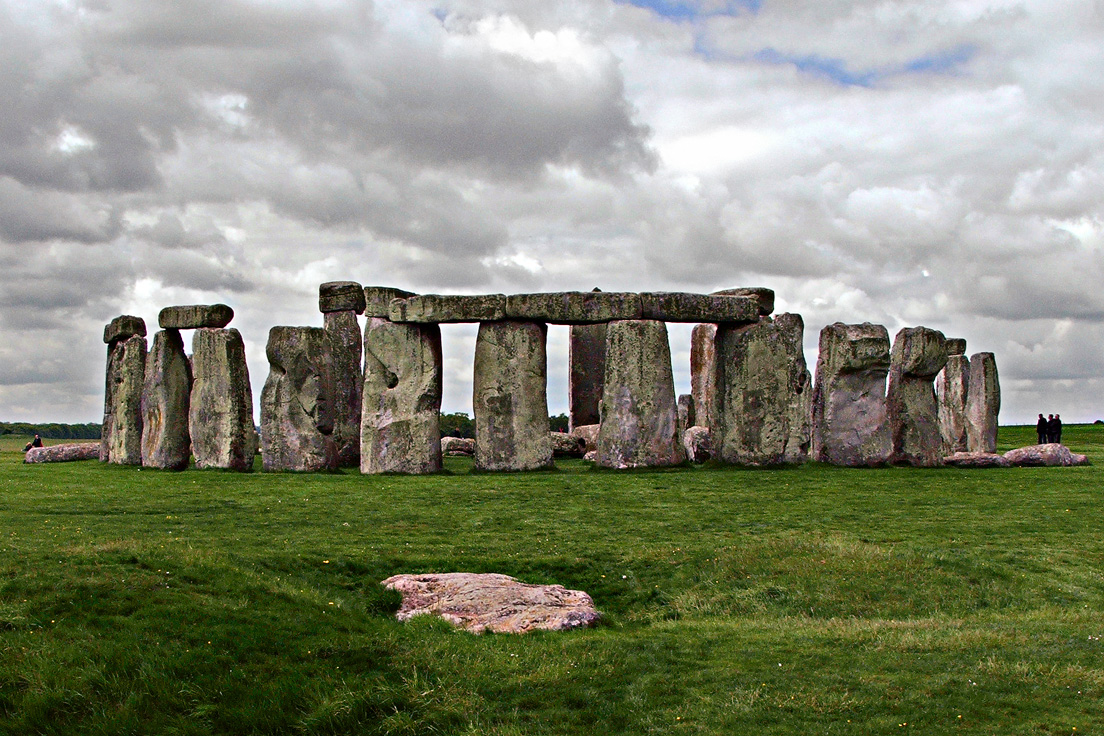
{"left": 1, "top": 426, "right": 1102, "bottom": 734}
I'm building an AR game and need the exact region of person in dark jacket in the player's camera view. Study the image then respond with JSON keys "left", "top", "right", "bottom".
{"left": 1051, "top": 414, "right": 1063, "bottom": 444}
{"left": 1037, "top": 414, "right": 1048, "bottom": 444}
{"left": 22, "top": 434, "right": 42, "bottom": 452}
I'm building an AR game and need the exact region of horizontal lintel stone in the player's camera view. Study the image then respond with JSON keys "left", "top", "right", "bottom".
{"left": 389, "top": 294, "right": 507, "bottom": 323}
{"left": 363, "top": 286, "right": 417, "bottom": 318}
{"left": 103, "top": 315, "right": 146, "bottom": 344}
{"left": 710, "top": 287, "right": 775, "bottom": 316}
{"left": 944, "top": 337, "right": 967, "bottom": 356}
{"left": 158, "top": 304, "right": 234, "bottom": 330}
{"left": 640, "top": 293, "right": 759, "bottom": 323}
{"left": 319, "top": 281, "right": 366, "bottom": 314}
{"left": 505, "top": 292, "right": 641, "bottom": 324}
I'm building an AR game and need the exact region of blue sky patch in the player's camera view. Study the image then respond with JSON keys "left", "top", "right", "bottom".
{"left": 752, "top": 44, "right": 977, "bottom": 87}
{"left": 618, "top": 0, "right": 762, "bottom": 22}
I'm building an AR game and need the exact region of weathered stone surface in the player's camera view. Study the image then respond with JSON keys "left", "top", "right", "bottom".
{"left": 936, "top": 355, "right": 970, "bottom": 455}
{"left": 441, "top": 436, "right": 475, "bottom": 456}
{"left": 887, "top": 327, "right": 949, "bottom": 466}
{"left": 141, "top": 329, "right": 192, "bottom": 470}
{"left": 390, "top": 294, "right": 507, "bottom": 323}
{"left": 568, "top": 322, "right": 607, "bottom": 429}
{"left": 682, "top": 426, "right": 713, "bottom": 463}
{"left": 158, "top": 304, "right": 233, "bottom": 330}
{"left": 103, "top": 315, "right": 146, "bottom": 345}
{"left": 570, "top": 424, "right": 600, "bottom": 453}
{"left": 690, "top": 323, "right": 719, "bottom": 429}
{"left": 583, "top": 449, "right": 597, "bottom": 462}
{"left": 473, "top": 321, "right": 553, "bottom": 471}
{"left": 261, "top": 327, "right": 337, "bottom": 472}
{"left": 811, "top": 323, "right": 892, "bottom": 466}
{"left": 24, "top": 443, "right": 100, "bottom": 463}
{"left": 189, "top": 328, "right": 256, "bottom": 471}
{"left": 711, "top": 287, "right": 775, "bottom": 317}
{"left": 945, "top": 338, "right": 967, "bottom": 356}
{"left": 101, "top": 334, "right": 146, "bottom": 465}
{"left": 364, "top": 286, "right": 416, "bottom": 318}
{"left": 677, "top": 394, "right": 696, "bottom": 439}
{"left": 362, "top": 318, "right": 443, "bottom": 474}
{"left": 550, "top": 432, "right": 585, "bottom": 457}
{"left": 324, "top": 311, "right": 363, "bottom": 467}
{"left": 966, "top": 352, "right": 1000, "bottom": 454}
{"left": 715, "top": 314, "right": 811, "bottom": 465}
{"left": 943, "top": 451, "right": 1010, "bottom": 468}
{"left": 1003, "top": 444, "right": 1089, "bottom": 467}
{"left": 506, "top": 292, "right": 641, "bottom": 324}
{"left": 639, "top": 293, "right": 758, "bottom": 323}
{"left": 596, "top": 320, "right": 686, "bottom": 468}
{"left": 319, "top": 281, "right": 366, "bottom": 314}
{"left": 381, "top": 573, "right": 600, "bottom": 634}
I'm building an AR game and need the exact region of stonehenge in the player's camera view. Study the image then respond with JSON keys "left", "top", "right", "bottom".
{"left": 935, "top": 339, "right": 970, "bottom": 455}
{"left": 141, "top": 328, "right": 192, "bottom": 470}
{"left": 189, "top": 328, "right": 256, "bottom": 471}
{"left": 966, "top": 352, "right": 1001, "bottom": 453}
{"left": 320, "top": 281, "right": 365, "bottom": 467}
{"left": 101, "top": 316, "right": 147, "bottom": 465}
{"left": 886, "top": 327, "right": 949, "bottom": 466}
{"left": 260, "top": 327, "right": 337, "bottom": 472}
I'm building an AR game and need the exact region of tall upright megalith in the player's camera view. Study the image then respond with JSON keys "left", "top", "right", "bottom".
{"left": 811, "top": 323, "right": 892, "bottom": 466}
{"left": 101, "top": 316, "right": 147, "bottom": 465}
{"left": 715, "top": 314, "right": 811, "bottom": 465}
{"left": 320, "top": 281, "right": 365, "bottom": 467}
{"left": 935, "top": 339, "right": 969, "bottom": 455}
{"left": 886, "top": 326, "right": 949, "bottom": 466}
{"left": 569, "top": 321, "right": 607, "bottom": 430}
{"left": 261, "top": 326, "right": 337, "bottom": 472}
{"left": 361, "top": 318, "right": 444, "bottom": 474}
{"left": 141, "top": 329, "right": 192, "bottom": 470}
{"left": 596, "top": 320, "right": 686, "bottom": 468}
{"left": 690, "top": 323, "right": 719, "bottom": 430}
{"left": 190, "top": 328, "right": 255, "bottom": 471}
{"left": 966, "top": 352, "right": 1000, "bottom": 453}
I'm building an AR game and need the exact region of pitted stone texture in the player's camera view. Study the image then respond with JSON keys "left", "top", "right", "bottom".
{"left": 319, "top": 281, "right": 366, "bottom": 314}
{"left": 677, "top": 394, "right": 696, "bottom": 439}
{"left": 639, "top": 293, "right": 758, "bottom": 323}
{"left": 189, "top": 328, "right": 256, "bottom": 471}
{"left": 382, "top": 573, "right": 600, "bottom": 634}
{"left": 887, "top": 327, "right": 949, "bottom": 466}
{"left": 364, "top": 286, "right": 416, "bottom": 318}
{"left": 690, "top": 323, "right": 719, "bottom": 430}
{"left": 441, "top": 436, "right": 474, "bottom": 456}
{"left": 570, "top": 424, "right": 600, "bottom": 453}
{"left": 596, "top": 320, "right": 686, "bottom": 469}
{"left": 361, "top": 318, "right": 443, "bottom": 474}
{"left": 711, "top": 287, "right": 775, "bottom": 317}
{"left": 682, "top": 426, "right": 713, "bottom": 463}
{"left": 141, "top": 329, "right": 192, "bottom": 470}
{"left": 715, "top": 314, "right": 811, "bottom": 465}
{"left": 507, "top": 292, "right": 641, "bottom": 324}
{"left": 936, "top": 355, "right": 970, "bottom": 455}
{"left": 158, "top": 304, "right": 233, "bottom": 330}
{"left": 25, "top": 443, "right": 100, "bottom": 463}
{"left": 568, "top": 322, "right": 607, "bottom": 429}
{"left": 811, "top": 323, "right": 892, "bottom": 466}
{"left": 550, "top": 432, "right": 586, "bottom": 457}
{"left": 324, "top": 311, "right": 363, "bottom": 467}
{"left": 261, "top": 327, "right": 337, "bottom": 472}
{"left": 473, "top": 321, "right": 553, "bottom": 472}
{"left": 944, "top": 452, "right": 1010, "bottom": 468}
{"left": 1003, "top": 444, "right": 1088, "bottom": 467}
{"left": 390, "top": 294, "right": 507, "bottom": 323}
{"left": 945, "top": 338, "right": 967, "bottom": 356}
{"left": 103, "top": 315, "right": 146, "bottom": 345}
{"left": 966, "top": 353, "right": 1000, "bottom": 454}
{"left": 101, "top": 334, "right": 146, "bottom": 465}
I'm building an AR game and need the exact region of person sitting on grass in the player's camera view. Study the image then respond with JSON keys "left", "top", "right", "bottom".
{"left": 22, "top": 434, "right": 43, "bottom": 452}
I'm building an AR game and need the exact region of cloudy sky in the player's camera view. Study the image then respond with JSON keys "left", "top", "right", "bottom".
{"left": 2, "top": 0, "right": 1102, "bottom": 426}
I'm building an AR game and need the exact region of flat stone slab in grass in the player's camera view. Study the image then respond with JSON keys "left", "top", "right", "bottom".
{"left": 943, "top": 451, "right": 1010, "bottom": 468}
{"left": 382, "top": 573, "right": 601, "bottom": 634}
{"left": 1003, "top": 444, "right": 1089, "bottom": 467}
{"left": 441, "top": 436, "right": 474, "bottom": 456}
{"left": 158, "top": 304, "right": 234, "bottom": 330}
{"left": 24, "top": 443, "right": 101, "bottom": 463}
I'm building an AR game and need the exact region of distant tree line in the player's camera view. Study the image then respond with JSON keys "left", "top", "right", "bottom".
{"left": 0, "top": 422, "right": 102, "bottom": 439}
{"left": 439, "top": 413, "right": 570, "bottom": 438}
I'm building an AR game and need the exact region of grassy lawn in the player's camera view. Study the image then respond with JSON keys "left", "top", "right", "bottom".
{"left": 1, "top": 425, "right": 1102, "bottom": 734}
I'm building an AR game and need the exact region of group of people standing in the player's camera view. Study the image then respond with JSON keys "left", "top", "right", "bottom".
{"left": 1036, "top": 414, "right": 1063, "bottom": 445}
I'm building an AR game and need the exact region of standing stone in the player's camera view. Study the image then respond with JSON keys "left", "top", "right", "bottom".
{"left": 569, "top": 322, "right": 607, "bottom": 430}
{"left": 260, "top": 327, "right": 337, "bottom": 472}
{"left": 141, "top": 329, "right": 192, "bottom": 470}
{"left": 936, "top": 355, "right": 970, "bottom": 455}
{"left": 189, "top": 328, "right": 256, "bottom": 471}
{"left": 966, "top": 352, "right": 1000, "bottom": 453}
{"left": 811, "top": 323, "right": 892, "bottom": 466}
{"left": 887, "top": 327, "right": 949, "bottom": 466}
{"left": 362, "top": 318, "right": 444, "bottom": 474}
{"left": 690, "top": 323, "right": 719, "bottom": 429}
{"left": 101, "top": 331, "right": 147, "bottom": 465}
{"left": 715, "top": 314, "right": 811, "bottom": 465}
{"left": 677, "top": 394, "right": 696, "bottom": 439}
{"left": 324, "top": 311, "right": 363, "bottom": 467}
{"left": 596, "top": 320, "right": 686, "bottom": 468}
{"left": 473, "top": 321, "right": 553, "bottom": 471}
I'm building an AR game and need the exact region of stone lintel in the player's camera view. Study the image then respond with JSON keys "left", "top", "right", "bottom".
{"left": 103, "top": 315, "right": 147, "bottom": 344}
{"left": 389, "top": 294, "right": 507, "bottom": 323}
{"left": 505, "top": 292, "right": 641, "bottom": 324}
{"left": 158, "top": 304, "right": 234, "bottom": 330}
{"left": 710, "top": 287, "right": 775, "bottom": 316}
{"left": 944, "top": 337, "right": 967, "bottom": 356}
{"left": 640, "top": 293, "right": 759, "bottom": 323}
{"left": 319, "top": 281, "right": 366, "bottom": 314}
{"left": 363, "top": 286, "right": 417, "bottom": 318}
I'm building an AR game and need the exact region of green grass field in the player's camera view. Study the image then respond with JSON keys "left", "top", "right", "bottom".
{"left": 1, "top": 426, "right": 1102, "bottom": 734}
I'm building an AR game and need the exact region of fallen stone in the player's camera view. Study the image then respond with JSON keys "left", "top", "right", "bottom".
{"left": 690, "top": 323, "right": 718, "bottom": 429}
{"left": 381, "top": 572, "right": 601, "bottom": 634}
{"left": 363, "top": 286, "right": 417, "bottom": 318}
{"left": 550, "top": 431, "right": 585, "bottom": 457}
{"left": 189, "top": 328, "right": 256, "bottom": 471}
{"left": 568, "top": 322, "right": 607, "bottom": 428}
{"left": 887, "top": 326, "right": 948, "bottom": 466}
{"left": 583, "top": 450, "right": 597, "bottom": 462}
{"left": 441, "top": 436, "right": 475, "bottom": 456}
{"left": 362, "top": 318, "right": 443, "bottom": 474}
{"left": 324, "top": 310, "right": 363, "bottom": 467}
{"left": 1003, "top": 444, "right": 1089, "bottom": 467}
{"left": 103, "top": 315, "right": 146, "bottom": 345}
{"left": 639, "top": 292, "right": 758, "bottom": 323}
{"left": 570, "top": 424, "right": 600, "bottom": 453}
{"left": 390, "top": 294, "right": 507, "bottom": 323}
{"left": 677, "top": 393, "right": 695, "bottom": 439}
{"left": 936, "top": 355, "right": 970, "bottom": 455}
{"left": 711, "top": 287, "right": 775, "bottom": 316}
{"left": 158, "top": 304, "right": 234, "bottom": 330}
{"left": 101, "top": 333, "right": 146, "bottom": 465}
{"left": 943, "top": 451, "right": 1010, "bottom": 468}
{"left": 811, "top": 322, "right": 892, "bottom": 466}
{"left": 141, "top": 329, "right": 192, "bottom": 470}
{"left": 714, "top": 314, "right": 811, "bottom": 465}
{"left": 944, "top": 338, "right": 967, "bottom": 356}
{"left": 24, "top": 443, "right": 100, "bottom": 463}
{"left": 473, "top": 321, "right": 553, "bottom": 471}
{"left": 597, "top": 320, "right": 686, "bottom": 468}
{"left": 260, "top": 327, "right": 337, "bottom": 472}
{"left": 319, "top": 281, "right": 366, "bottom": 314}
{"left": 966, "top": 352, "right": 1000, "bottom": 454}
{"left": 682, "top": 426, "right": 713, "bottom": 463}
{"left": 506, "top": 291, "right": 641, "bottom": 324}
